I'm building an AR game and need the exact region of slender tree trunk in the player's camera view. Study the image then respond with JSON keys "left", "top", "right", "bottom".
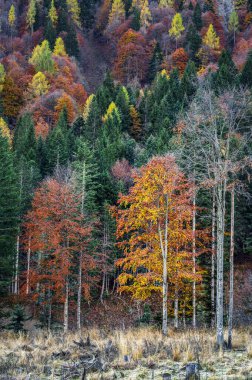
{"left": 159, "top": 194, "right": 169, "bottom": 336}
{"left": 192, "top": 192, "right": 196, "bottom": 328}
{"left": 26, "top": 236, "right": 31, "bottom": 295}
{"left": 228, "top": 186, "right": 235, "bottom": 349}
{"left": 77, "top": 253, "right": 83, "bottom": 330}
{"left": 183, "top": 307, "right": 186, "bottom": 328}
{"left": 174, "top": 284, "right": 179, "bottom": 329}
{"left": 211, "top": 188, "right": 216, "bottom": 328}
{"left": 14, "top": 234, "right": 20, "bottom": 294}
{"left": 216, "top": 181, "right": 226, "bottom": 348}
{"left": 100, "top": 271, "right": 106, "bottom": 302}
{"left": 64, "top": 278, "right": 69, "bottom": 334}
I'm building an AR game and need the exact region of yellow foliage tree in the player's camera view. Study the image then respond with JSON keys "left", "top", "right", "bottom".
{"left": 109, "top": 0, "right": 125, "bottom": 25}
{"left": 140, "top": 0, "right": 152, "bottom": 29}
{"left": 0, "top": 118, "right": 11, "bottom": 145}
{"left": 102, "top": 102, "right": 120, "bottom": 122}
{"left": 66, "top": 0, "right": 81, "bottom": 27}
{"left": 83, "top": 94, "right": 95, "bottom": 122}
{"left": 8, "top": 4, "right": 16, "bottom": 29}
{"left": 169, "top": 13, "right": 185, "bottom": 48}
{"left": 159, "top": 0, "right": 174, "bottom": 8}
{"left": 53, "top": 37, "right": 67, "bottom": 56}
{"left": 49, "top": 0, "right": 58, "bottom": 26}
{"left": 0, "top": 63, "right": 6, "bottom": 93}
{"left": 27, "top": 0, "right": 36, "bottom": 34}
{"left": 203, "top": 24, "right": 220, "bottom": 50}
{"left": 28, "top": 72, "right": 50, "bottom": 97}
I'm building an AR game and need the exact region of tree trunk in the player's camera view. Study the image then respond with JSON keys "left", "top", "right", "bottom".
{"left": 192, "top": 192, "right": 196, "bottom": 328}
{"left": 77, "top": 253, "right": 83, "bottom": 330}
{"left": 216, "top": 181, "right": 226, "bottom": 348}
{"left": 14, "top": 234, "right": 20, "bottom": 294}
{"left": 228, "top": 186, "right": 235, "bottom": 349}
{"left": 26, "top": 236, "right": 31, "bottom": 295}
{"left": 211, "top": 188, "right": 216, "bottom": 328}
{"left": 64, "top": 278, "right": 69, "bottom": 334}
{"left": 174, "top": 285, "right": 179, "bottom": 329}
{"left": 159, "top": 194, "right": 169, "bottom": 336}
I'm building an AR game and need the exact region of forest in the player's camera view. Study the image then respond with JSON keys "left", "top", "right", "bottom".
{"left": 0, "top": 0, "right": 252, "bottom": 378}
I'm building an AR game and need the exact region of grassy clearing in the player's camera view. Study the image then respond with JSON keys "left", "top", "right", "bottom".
{"left": 0, "top": 327, "right": 251, "bottom": 379}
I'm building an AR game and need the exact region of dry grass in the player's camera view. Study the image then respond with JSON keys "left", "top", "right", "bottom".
{"left": 0, "top": 327, "right": 251, "bottom": 378}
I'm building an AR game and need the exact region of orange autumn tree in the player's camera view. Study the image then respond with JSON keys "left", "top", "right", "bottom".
{"left": 113, "top": 155, "right": 202, "bottom": 335}
{"left": 23, "top": 178, "right": 96, "bottom": 331}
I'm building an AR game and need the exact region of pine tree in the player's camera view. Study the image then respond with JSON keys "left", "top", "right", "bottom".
{"left": 148, "top": 42, "right": 163, "bottom": 82}
{"left": 214, "top": 50, "right": 238, "bottom": 91}
{"left": 180, "top": 60, "right": 198, "bottom": 101}
{"left": 203, "top": 24, "right": 220, "bottom": 50}
{"left": 65, "top": 22, "right": 80, "bottom": 58}
{"left": 72, "top": 137, "right": 99, "bottom": 214}
{"left": 80, "top": 0, "right": 95, "bottom": 30}
{"left": 193, "top": 2, "right": 202, "bottom": 30}
{"left": 45, "top": 19, "right": 57, "bottom": 49}
{"left": 46, "top": 109, "right": 70, "bottom": 172}
{"left": 27, "top": 0, "right": 36, "bottom": 34}
{"left": 241, "top": 50, "right": 252, "bottom": 88}
{"left": 53, "top": 37, "right": 67, "bottom": 56}
{"left": 109, "top": 0, "right": 126, "bottom": 25}
{"left": 0, "top": 129, "right": 19, "bottom": 295}
{"left": 130, "top": 7, "right": 141, "bottom": 31}
{"left": 140, "top": 0, "right": 152, "bottom": 30}
{"left": 169, "top": 13, "right": 185, "bottom": 48}
{"left": 116, "top": 86, "right": 131, "bottom": 132}
{"left": 186, "top": 24, "right": 202, "bottom": 63}
{"left": 82, "top": 95, "right": 101, "bottom": 145}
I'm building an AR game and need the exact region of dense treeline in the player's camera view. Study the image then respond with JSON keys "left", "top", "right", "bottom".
{"left": 0, "top": 0, "right": 252, "bottom": 349}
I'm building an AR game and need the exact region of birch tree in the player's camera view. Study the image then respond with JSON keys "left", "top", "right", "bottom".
{"left": 179, "top": 85, "right": 251, "bottom": 347}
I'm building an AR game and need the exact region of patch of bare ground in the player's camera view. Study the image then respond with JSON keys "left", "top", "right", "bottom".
{"left": 0, "top": 327, "right": 251, "bottom": 379}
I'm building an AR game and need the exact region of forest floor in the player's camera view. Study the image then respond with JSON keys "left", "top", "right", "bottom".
{"left": 0, "top": 327, "right": 252, "bottom": 379}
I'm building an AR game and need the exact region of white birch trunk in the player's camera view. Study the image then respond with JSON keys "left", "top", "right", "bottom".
{"left": 77, "top": 253, "right": 83, "bottom": 331}
{"left": 26, "top": 236, "right": 31, "bottom": 295}
{"left": 211, "top": 189, "right": 216, "bottom": 328}
{"left": 228, "top": 186, "right": 235, "bottom": 348}
{"left": 64, "top": 278, "right": 69, "bottom": 334}
{"left": 192, "top": 193, "right": 196, "bottom": 328}
{"left": 14, "top": 235, "right": 20, "bottom": 294}
{"left": 216, "top": 181, "right": 226, "bottom": 348}
{"left": 159, "top": 194, "right": 169, "bottom": 336}
{"left": 77, "top": 162, "right": 87, "bottom": 330}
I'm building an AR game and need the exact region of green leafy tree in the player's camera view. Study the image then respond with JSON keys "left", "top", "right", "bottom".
{"left": 228, "top": 10, "right": 239, "bottom": 45}
{"left": 29, "top": 40, "right": 55, "bottom": 73}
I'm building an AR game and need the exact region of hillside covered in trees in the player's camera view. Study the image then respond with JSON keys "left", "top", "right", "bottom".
{"left": 1, "top": 1, "right": 252, "bottom": 375}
